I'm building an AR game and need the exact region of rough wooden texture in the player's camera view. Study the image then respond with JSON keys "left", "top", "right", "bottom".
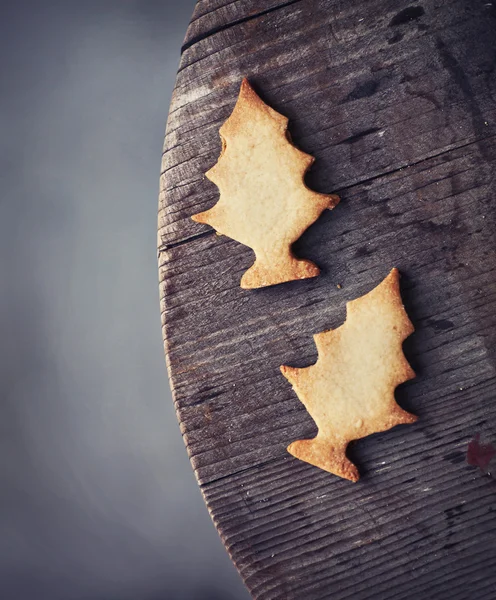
{"left": 159, "top": 1, "right": 496, "bottom": 598}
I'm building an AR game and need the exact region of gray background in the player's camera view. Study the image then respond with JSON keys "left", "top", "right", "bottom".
{"left": 0, "top": 1, "right": 249, "bottom": 599}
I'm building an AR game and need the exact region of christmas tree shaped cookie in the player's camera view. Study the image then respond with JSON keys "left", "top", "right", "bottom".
{"left": 192, "top": 79, "right": 339, "bottom": 289}
{"left": 281, "top": 269, "right": 417, "bottom": 482}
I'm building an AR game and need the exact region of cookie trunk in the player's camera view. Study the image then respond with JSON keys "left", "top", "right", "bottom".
{"left": 287, "top": 436, "right": 359, "bottom": 482}
{"left": 240, "top": 254, "right": 320, "bottom": 289}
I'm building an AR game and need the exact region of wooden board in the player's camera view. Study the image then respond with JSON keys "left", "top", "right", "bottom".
{"left": 158, "top": 1, "right": 496, "bottom": 598}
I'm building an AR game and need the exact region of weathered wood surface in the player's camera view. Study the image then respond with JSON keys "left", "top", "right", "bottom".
{"left": 159, "top": 1, "right": 496, "bottom": 598}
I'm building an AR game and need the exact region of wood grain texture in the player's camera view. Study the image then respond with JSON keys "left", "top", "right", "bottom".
{"left": 183, "top": 0, "right": 303, "bottom": 51}
{"left": 159, "top": 0, "right": 496, "bottom": 598}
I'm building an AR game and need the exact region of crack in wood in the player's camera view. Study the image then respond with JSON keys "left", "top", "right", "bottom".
{"left": 158, "top": 229, "right": 214, "bottom": 254}
{"left": 333, "top": 134, "right": 496, "bottom": 195}
{"left": 181, "top": 0, "right": 304, "bottom": 53}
